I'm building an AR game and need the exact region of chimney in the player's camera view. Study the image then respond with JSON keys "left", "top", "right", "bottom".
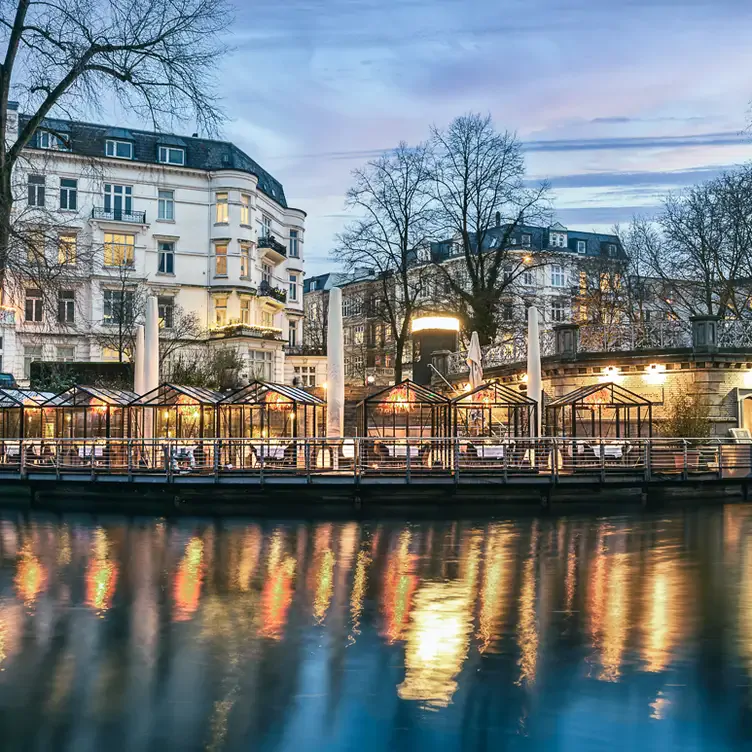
{"left": 495, "top": 211, "right": 501, "bottom": 227}
{"left": 553, "top": 323, "right": 580, "bottom": 359}
{"left": 5, "top": 101, "right": 18, "bottom": 146}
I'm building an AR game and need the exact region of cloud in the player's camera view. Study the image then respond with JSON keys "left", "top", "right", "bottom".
{"left": 555, "top": 206, "right": 662, "bottom": 225}
{"left": 536, "top": 164, "right": 733, "bottom": 189}
{"left": 524, "top": 132, "right": 748, "bottom": 153}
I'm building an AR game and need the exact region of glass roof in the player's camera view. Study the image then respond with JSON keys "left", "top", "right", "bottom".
{"left": 220, "top": 381, "right": 325, "bottom": 405}
{"left": 451, "top": 381, "right": 536, "bottom": 405}
{"left": 547, "top": 382, "right": 653, "bottom": 408}
{"left": 129, "top": 383, "right": 225, "bottom": 406}
{"left": 359, "top": 379, "right": 450, "bottom": 406}
{"left": 44, "top": 385, "right": 138, "bottom": 407}
{"left": 0, "top": 389, "right": 55, "bottom": 407}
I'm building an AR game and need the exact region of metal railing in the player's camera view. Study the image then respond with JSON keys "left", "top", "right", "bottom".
{"left": 1, "top": 437, "right": 750, "bottom": 485}
{"left": 92, "top": 207, "right": 147, "bottom": 224}
{"left": 258, "top": 236, "right": 287, "bottom": 257}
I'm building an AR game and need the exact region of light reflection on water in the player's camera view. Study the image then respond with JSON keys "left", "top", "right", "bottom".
{"left": 0, "top": 507, "right": 750, "bottom": 750}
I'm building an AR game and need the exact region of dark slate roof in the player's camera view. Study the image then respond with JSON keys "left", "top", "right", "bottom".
{"left": 430, "top": 223, "right": 627, "bottom": 262}
{"left": 20, "top": 115, "right": 288, "bottom": 208}
{"left": 303, "top": 268, "right": 379, "bottom": 294}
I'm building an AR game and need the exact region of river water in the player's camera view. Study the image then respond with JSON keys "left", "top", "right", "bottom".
{"left": 0, "top": 506, "right": 750, "bottom": 751}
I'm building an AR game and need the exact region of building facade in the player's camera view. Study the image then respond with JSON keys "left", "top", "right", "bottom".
{"left": 1, "top": 105, "right": 305, "bottom": 385}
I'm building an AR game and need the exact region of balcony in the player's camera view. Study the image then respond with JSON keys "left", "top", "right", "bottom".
{"left": 92, "top": 207, "right": 147, "bottom": 224}
{"left": 208, "top": 322, "right": 283, "bottom": 341}
{"left": 285, "top": 345, "right": 325, "bottom": 356}
{"left": 258, "top": 280, "right": 287, "bottom": 305}
{"left": 258, "top": 235, "right": 287, "bottom": 263}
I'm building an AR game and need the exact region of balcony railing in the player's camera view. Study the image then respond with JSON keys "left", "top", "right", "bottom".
{"left": 208, "top": 322, "right": 283, "bottom": 340}
{"left": 92, "top": 207, "right": 147, "bottom": 224}
{"left": 258, "top": 280, "right": 287, "bottom": 304}
{"left": 258, "top": 235, "right": 287, "bottom": 258}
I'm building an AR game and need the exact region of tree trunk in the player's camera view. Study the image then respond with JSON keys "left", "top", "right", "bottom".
{"left": 0, "top": 170, "right": 13, "bottom": 305}
{"left": 468, "top": 303, "right": 498, "bottom": 347}
{"left": 394, "top": 338, "right": 404, "bottom": 382}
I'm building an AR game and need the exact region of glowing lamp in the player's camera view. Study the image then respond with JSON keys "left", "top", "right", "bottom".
{"left": 366, "top": 375, "right": 375, "bottom": 385}
{"left": 411, "top": 316, "right": 460, "bottom": 333}
{"left": 644, "top": 362, "right": 666, "bottom": 385}
{"left": 603, "top": 365, "right": 620, "bottom": 378}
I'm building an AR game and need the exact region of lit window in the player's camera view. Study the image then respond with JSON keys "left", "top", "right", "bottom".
{"left": 105, "top": 139, "right": 133, "bottom": 159}
{"left": 354, "top": 324, "right": 364, "bottom": 344}
{"left": 240, "top": 243, "right": 251, "bottom": 278}
{"left": 289, "top": 230, "right": 300, "bottom": 258}
{"left": 240, "top": 297, "right": 251, "bottom": 324}
{"left": 157, "top": 146, "right": 185, "bottom": 165}
{"left": 58, "top": 290, "right": 75, "bottom": 324}
{"left": 26, "top": 231, "right": 44, "bottom": 263}
{"left": 28, "top": 174, "right": 45, "bottom": 206}
{"left": 158, "top": 296, "right": 174, "bottom": 329}
{"left": 158, "top": 189, "right": 174, "bottom": 220}
{"left": 240, "top": 194, "right": 250, "bottom": 225}
{"left": 104, "top": 233, "right": 135, "bottom": 266}
{"left": 577, "top": 240, "right": 587, "bottom": 254}
{"left": 551, "top": 264, "right": 565, "bottom": 287}
{"left": 158, "top": 241, "right": 175, "bottom": 274}
{"left": 288, "top": 273, "right": 298, "bottom": 302}
{"left": 58, "top": 233, "right": 76, "bottom": 265}
{"left": 261, "top": 311, "right": 273, "bottom": 328}
{"left": 25, "top": 289, "right": 43, "bottom": 322}
{"left": 214, "top": 297, "right": 228, "bottom": 326}
{"left": 215, "top": 243, "right": 227, "bottom": 276}
{"left": 59, "top": 178, "right": 77, "bottom": 210}
{"left": 215, "top": 192, "right": 229, "bottom": 223}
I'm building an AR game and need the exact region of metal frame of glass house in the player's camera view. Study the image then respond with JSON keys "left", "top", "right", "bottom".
{"left": 128, "top": 384, "right": 224, "bottom": 439}
{"left": 218, "top": 382, "right": 326, "bottom": 439}
{"left": 0, "top": 389, "right": 54, "bottom": 439}
{"left": 357, "top": 380, "right": 451, "bottom": 439}
{"left": 451, "top": 382, "right": 537, "bottom": 438}
{"left": 545, "top": 382, "right": 654, "bottom": 438}
{"left": 43, "top": 386, "right": 137, "bottom": 439}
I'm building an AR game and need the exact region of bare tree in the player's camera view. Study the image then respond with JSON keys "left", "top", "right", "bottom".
{"left": 0, "top": 0, "right": 232, "bottom": 295}
{"left": 159, "top": 303, "right": 203, "bottom": 368}
{"left": 429, "top": 113, "right": 549, "bottom": 345}
{"left": 303, "top": 293, "right": 328, "bottom": 354}
{"left": 334, "top": 143, "right": 434, "bottom": 382}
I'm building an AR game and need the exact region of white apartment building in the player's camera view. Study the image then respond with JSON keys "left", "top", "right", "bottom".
{"left": 1, "top": 105, "right": 305, "bottom": 385}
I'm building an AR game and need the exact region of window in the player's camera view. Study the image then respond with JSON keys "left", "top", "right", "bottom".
{"left": 58, "top": 290, "right": 75, "bottom": 324}
{"left": 58, "top": 233, "right": 76, "bottom": 265}
{"left": 502, "top": 267, "right": 513, "bottom": 282}
{"left": 59, "top": 178, "right": 77, "bottom": 210}
{"left": 240, "top": 297, "right": 251, "bottom": 324}
{"left": 215, "top": 192, "right": 229, "bottom": 223}
{"left": 261, "top": 214, "right": 272, "bottom": 237}
{"left": 289, "top": 230, "right": 300, "bottom": 258}
{"left": 25, "top": 289, "right": 43, "bottom": 322}
{"left": 502, "top": 303, "right": 514, "bottom": 321}
{"left": 105, "top": 139, "right": 133, "bottom": 159}
{"left": 551, "top": 264, "right": 565, "bottom": 287}
{"left": 288, "top": 323, "right": 298, "bottom": 347}
{"left": 577, "top": 240, "right": 587, "bottom": 254}
{"left": 551, "top": 300, "right": 566, "bottom": 322}
{"left": 24, "top": 345, "right": 42, "bottom": 379}
{"left": 158, "top": 297, "right": 174, "bottom": 329}
{"left": 157, "top": 146, "right": 185, "bottom": 165}
{"left": 26, "top": 231, "right": 44, "bottom": 263}
{"left": 342, "top": 296, "right": 363, "bottom": 317}
{"left": 28, "top": 175, "right": 45, "bottom": 207}
{"left": 521, "top": 233, "right": 531, "bottom": 247}
{"left": 104, "top": 232, "right": 135, "bottom": 266}
{"left": 549, "top": 232, "right": 567, "bottom": 248}
{"left": 214, "top": 243, "right": 227, "bottom": 276}
{"left": 262, "top": 262, "right": 272, "bottom": 285}
{"left": 288, "top": 273, "right": 298, "bottom": 302}
{"left": 158, "top": 189, "right": 174, "bottom": 221}
{"left": 343, "top": 327, "right": 352, "bottom": 346}
{"left": 248, "top": 350, "right": 273, "bottom": 381}
{"left": 104, "top": 184, "right": 133, "bottom": 216}
{"left": 214, "top": 297, "right": 228, "bottom": 326}
{"left": 38, "top": 130, "right": 68, "bottom": 150}
{"left": 261, "top": 310, "right": 273, "bottom": 328}
{"left": 294, "top": 365, "right": 316, "bottom": 387}
{"left": 103, "top": 289, "right": 134, "bottom": 325}
{"left": 158, "top": 241, "right": 175, "bottom": 274}
{"left": 523, "top": 269, "right": 534, "bottom": 286}
{"left": 240, "top": 194, "right": 250, "bottom": 225}
{"left": 608, "top": 244, "right": 617, "bottom": 257}
{"left": 240, "top": 243, "right": 251, "bottom": 278}
{"left": 354, "top": 324, "right": 364, "bottom": 345}
{"left": 57, "top": 346, "right": 75, "bottom": 363}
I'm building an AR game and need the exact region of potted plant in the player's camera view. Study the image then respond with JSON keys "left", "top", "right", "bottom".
{"left": 660, "top": 393, "right": 712, "bottom": 472}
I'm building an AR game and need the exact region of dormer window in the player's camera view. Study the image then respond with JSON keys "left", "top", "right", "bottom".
{"left": 158, "top": 146, "right": 185, "bottom": 166}
{"left": 608, "top": 244, "right": 617, "bottom": 257}
{"left": 549, "top": 232, "right": 567, "bottom": 248}
{"left": 577, "top": 240, "right": 587, "bottom": 254}
{"left": 521, "top": 233, "right": 531, "bottom": 247}
{"left": 37, "top": 130, "right": 68, "bottom": 150}
{"left": 106, "top": 139, "right": 133, "bottom": 160}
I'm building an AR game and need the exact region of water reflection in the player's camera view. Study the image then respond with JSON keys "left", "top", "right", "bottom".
{"left": 0, "top": 509, "right": 749, "bottom": 750}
